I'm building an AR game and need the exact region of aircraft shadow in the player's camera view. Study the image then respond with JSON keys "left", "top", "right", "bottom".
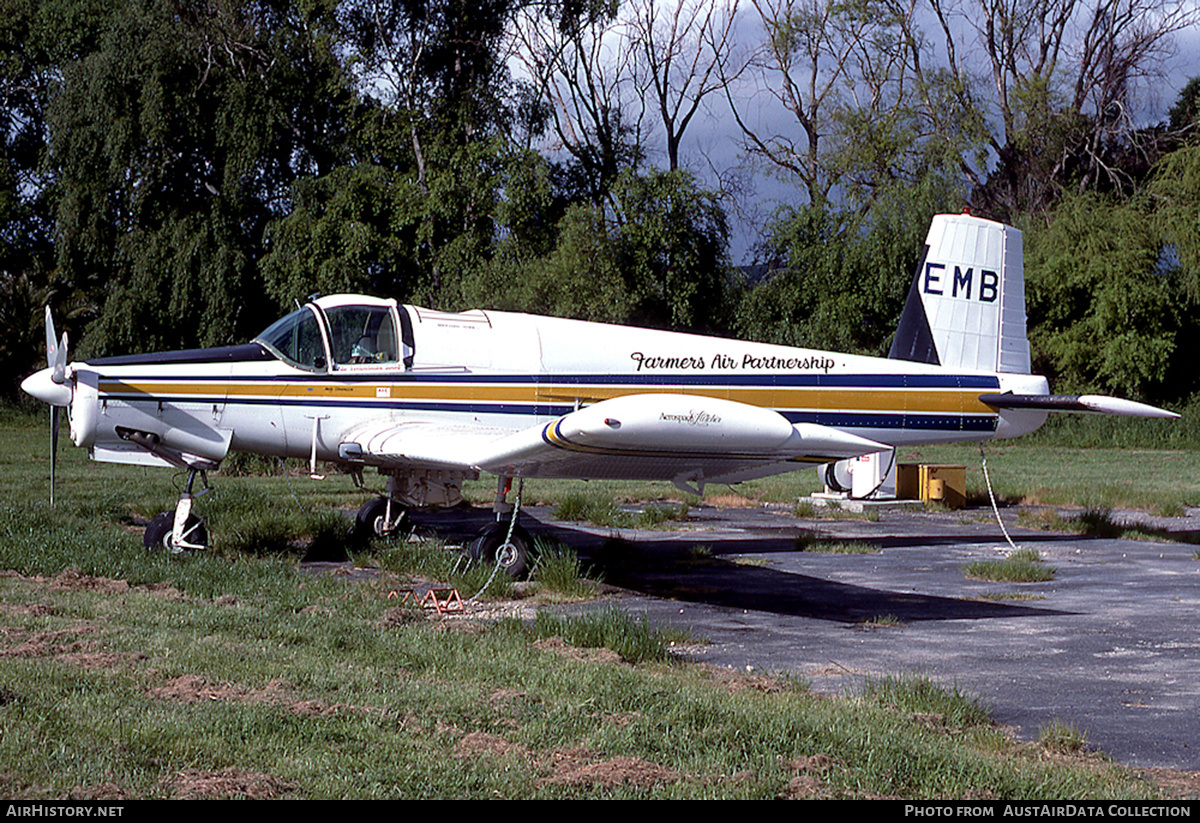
{"left": 710, "top": 530, "right": 1107, "bottom": 557}
{"left": 409, "top": 507, "right": 1066, "bottom": 625}
{"left": 577, "top": 534, "right": 1063, "bottom": 624}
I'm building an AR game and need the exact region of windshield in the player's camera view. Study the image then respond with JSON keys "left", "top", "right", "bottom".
{"left": 254, "top": 307, "right": 327, "bottom": 370}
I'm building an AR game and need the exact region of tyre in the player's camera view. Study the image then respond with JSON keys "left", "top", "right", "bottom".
{"left": 144, "top": 510, "right": 208, "bottom": 553}
{"left": 354, "top": 497, "right": 410, "bottom": 541}
{"left": 469, "top": 521, "right": 531, "bottom": 579}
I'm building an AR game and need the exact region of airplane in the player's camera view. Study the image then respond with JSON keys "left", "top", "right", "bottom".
{"left": 21, "top": 211, "right": 1177, "bottom": 576}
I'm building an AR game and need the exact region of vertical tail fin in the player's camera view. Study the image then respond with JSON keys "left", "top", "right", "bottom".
{"left": 888, "top": 213, "right": 1031, "bottom": 374}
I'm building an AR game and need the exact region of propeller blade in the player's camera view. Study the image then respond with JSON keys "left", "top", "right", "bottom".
{"left": 53, "top": 331, "right": 68, "bottom": 384}
{"left": 40, "top": 307, "right": 69, "bottom": 505}
{"left": 45, "top": 306, "right": 57, "bottom": 363}
{"left": 46, "top": 306, "right": 68, "bottom": 384}
{"left": 50, "top": 406, "right": 60, "bottom": 507}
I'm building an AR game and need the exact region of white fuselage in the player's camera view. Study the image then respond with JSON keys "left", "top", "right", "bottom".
{"left": 59, "top": 298, "right": 1049, "bottom": 478}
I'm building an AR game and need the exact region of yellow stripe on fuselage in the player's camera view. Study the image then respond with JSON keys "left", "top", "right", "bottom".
{"left": 97, "top": 378, "right": 994, "bottom": 415}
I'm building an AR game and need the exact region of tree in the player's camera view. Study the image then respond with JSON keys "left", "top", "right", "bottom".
{"left": 475, "top": 202, "right": 636, "bottom": 322}
{"left": 627, "top": 0, "right": 743, "bottom": 172}
{"left": 338, "top": 0, "right": 517, "bottom": 187}
{"left": 914, "top": 0, "right": 1199, "bottom": 217}
{"left": 1023, "top": 192, "right": 1192, "bottom": 401}
{"left": 325, "top": 0, "right": 519, "bottom": 306}
{"left": 1167, "top": 76, "right": 1200, "bottom": 136}
{"left": 727, "top": 0, "right": 1198, "bottom": 220}
{"left": 512, "top": 0, "right": 645, "bottom": 207}
{"left": 725, "top": 0, "right": 963, "bottom": 209}
{"left": 47, "top": 0, "right": 352, "bottom": 356}
{"left": 0, "top": 0, "right": 114, "bottom": 393}
{"left": 611, "top": 168, "right": 734, "bottom": 330}
{"left": 475, "top": 168, "right": 736, "bottom": 331}
{"left": 737, "top": 171, "right": 962, "bottom": 353}
{"left": 260, "top": 164, "right": 423, "bottom": 306}
{"left": 1147, "top": 144, "right": 1200, "bottom": 302}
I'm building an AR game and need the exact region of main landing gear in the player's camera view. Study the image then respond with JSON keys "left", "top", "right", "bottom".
{"left": 144, "top": 468, "right": 211, "bottom": 554}
{"left": 138, "top": 461, "right": 531, "bottom": 573}
{"left": 469, "top": 476, "right": 531, "bottom": 579}
{"left": 352, "top": 473, "right": 532, "bottom": 579}
{"left": 469, "top": 520, "right": 532, "bottom": 579}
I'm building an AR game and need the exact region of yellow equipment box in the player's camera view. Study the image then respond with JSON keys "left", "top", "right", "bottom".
{"left": 896, "top": 463, "right": 921, "bottom": 500}
{"left": 918, "top": 464, "right": 966, "bottom": 508}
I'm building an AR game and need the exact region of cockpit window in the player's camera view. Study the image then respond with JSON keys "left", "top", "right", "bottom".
{"left": 324, "top": 305, "right": 399, "bottom": 366}
{"left": 254, "top": 307, "right": 328, "bottom": 370}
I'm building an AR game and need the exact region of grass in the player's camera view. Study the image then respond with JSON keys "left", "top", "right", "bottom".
{"left": 0, "top": 562, "right": 1159, "bottom": 798}
{"left": 1017, "top": 507, "right": 1130, "bottom": 539}
{"left": 1017, "top": 506, "right": 1200, "bottom": 545}
{"left": 368, "top": 534, "right": 520, "bottom": 601}
{"left": 513, "top": 606, "right": 687, "bottom": 664}
{"left": 899, "top": 442, "right": 1200, "bottom": 515}
{"left": 551, "top": 492, "right": 689, "bottom": 529}
{"left": 862, "top": 614, "right": 902, "bottom": 627}
{"left": 859, "top": 673, "right": 992, "bottom": 729}
{"left": 792, "top": 500, "right": 817, "bottom": 518}
{"left": 1039, "top": 721, "right": 1091, "bottom": 755}
{"left": 1020, "top": 408, "right": 1200, "bottom": 451}
{"left": 794, "top": 531, "right": 880, "bottom": 554}
{"left": 963, "top": 550, "right": 1057, "bottom": 583}
{"left": 530, "top": 540, "right": 600, "bottom": 600}
{"left": 821, "top": 505, "right": 881, "bottom": 522}
{"left": 0, "top": 414, "right": 1190, "bottom": 798}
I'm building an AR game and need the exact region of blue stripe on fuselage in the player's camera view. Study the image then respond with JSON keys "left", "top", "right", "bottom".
{"left": 91, "top": 370, "right": 1002, "bottom": 434}
{"left": 92, "top": 370, "right": 1001, "bottom": 389}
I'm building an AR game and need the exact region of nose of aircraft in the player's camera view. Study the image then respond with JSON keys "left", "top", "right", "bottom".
{"left": 21, "top": 367, "right": 73, "bottom": 407}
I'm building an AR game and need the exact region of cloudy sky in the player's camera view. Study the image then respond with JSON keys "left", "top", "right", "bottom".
{"left": 615, "top": 1, "right": 1200, "bottom": 264}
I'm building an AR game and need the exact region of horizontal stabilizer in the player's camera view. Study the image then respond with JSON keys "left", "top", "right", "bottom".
{"left": 979, "top": 393, "right": 1179, "bottom": 419}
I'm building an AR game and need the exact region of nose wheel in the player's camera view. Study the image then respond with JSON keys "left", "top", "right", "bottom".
{"left": 143, "top": 469, "right": 211, "bottom": 553}
{"left": 144, "top": 511, "right": 209, "bottom": 554}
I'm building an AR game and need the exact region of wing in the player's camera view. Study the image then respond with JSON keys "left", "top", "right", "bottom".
{"left": 334, "top": 419, "right": 512, "bottom": 471}
{"left": 338, "top": 393, "right": 887, "bottom": 491}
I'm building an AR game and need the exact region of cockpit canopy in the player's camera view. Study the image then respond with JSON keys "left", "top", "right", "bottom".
{"left": 254, "top": 297, "right": 411, "bottom": 372}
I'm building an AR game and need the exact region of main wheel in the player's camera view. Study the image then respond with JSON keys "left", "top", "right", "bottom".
{"left": 469, "top": 521, "right": 532, "bottom": 579}
{"left": 144, "top": 511, "right": 209, "bottom": 553}
{"left": 354, "top": 497, "right": 410, "bottom": 541}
